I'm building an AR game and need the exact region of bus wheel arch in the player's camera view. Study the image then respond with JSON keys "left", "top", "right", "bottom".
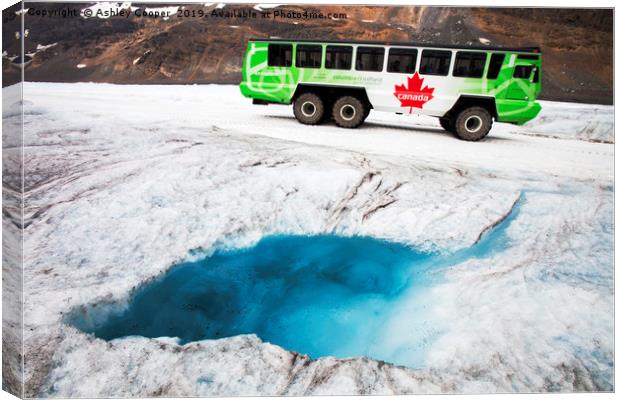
{"left": 439, "top": 117, "right": 455, "bottom": 133}
{"left": 444, "top": 96, "right": 498, "bottom": 120}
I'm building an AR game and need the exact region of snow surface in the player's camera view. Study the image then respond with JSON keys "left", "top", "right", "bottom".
{"left": 10, "top": 82, "right": 613, "bottom": 396}
{"left": 2, "top": 83, "right": 24, "bottom": 395}
{"left": 506, "top": 101, "right": 613, "bottom": 143}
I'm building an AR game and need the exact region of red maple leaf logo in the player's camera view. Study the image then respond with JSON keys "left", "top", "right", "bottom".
{"left": 393, "top": 72, "right": 435, "bottom": 112}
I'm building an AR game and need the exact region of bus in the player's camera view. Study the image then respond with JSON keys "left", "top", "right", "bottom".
{"left": 240, "top": 38, "right": 542, "bottom": 141}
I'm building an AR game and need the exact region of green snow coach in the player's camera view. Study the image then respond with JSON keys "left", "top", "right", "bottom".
{"left": 240, "top": 38, "right": 542, "bottom": 141}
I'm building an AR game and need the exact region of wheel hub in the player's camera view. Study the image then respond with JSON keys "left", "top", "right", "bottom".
{"left": 301, "top": 101, "right": 317, "bottom": 118}
{"left": 340, "top": 104, "right": 356, "bottom": 121}
{"left": 464, "top": 115, "right": 483, "bottom": 133}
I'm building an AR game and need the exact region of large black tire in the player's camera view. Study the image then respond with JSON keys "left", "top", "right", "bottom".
{"left": 439, "top": 117, "right": 454, "bottom": 133}
{"left": 332, "top": 96, "right": 366, "bottom": 128}
{"left": 293, "top": 93, "right": 324, "bottom": 125}
{"left": 453, "top": 107, "right": 492, "bottom": 141}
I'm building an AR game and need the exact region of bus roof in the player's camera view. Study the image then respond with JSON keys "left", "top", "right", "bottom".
{"left": 248, "top": 37, "right": 541, "bottom": 54}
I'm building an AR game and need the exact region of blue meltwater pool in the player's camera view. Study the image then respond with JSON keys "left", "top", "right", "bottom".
{"left": 71, "top": 196, "right": 523, "bottom": 368}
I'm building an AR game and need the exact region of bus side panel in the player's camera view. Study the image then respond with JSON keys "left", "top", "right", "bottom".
{"left": 370, "top": 49, "right": 465, "bottom": 117}
{"left": 491, "top": 53, "right": 542, "bottom": 124}
{"left": 240, "top": 41, "right": 298, "bottom": 104}
{"left": 496, "top": 100, "right": 542, "bottom": 125}
{"left": 407, "top": 51, "right": 542, "bottom": 123}
{"left": 295, "top": 44, "right": 457, "bottom": 117}
{"left": 371, "top": 73, "right": 459, "bottom": 117}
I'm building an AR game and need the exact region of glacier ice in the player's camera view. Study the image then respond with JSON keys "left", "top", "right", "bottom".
{"left": 8, "top": 83, "right": 613, "bottom": 396}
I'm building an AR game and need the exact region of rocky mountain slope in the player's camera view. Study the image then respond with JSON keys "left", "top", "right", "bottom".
{"left": 2, "top": 3, "right": 613, "bottom": 104}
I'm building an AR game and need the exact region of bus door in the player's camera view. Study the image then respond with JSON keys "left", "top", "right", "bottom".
{"left": 507, "top": 63, "right": 537, "bottom": 101}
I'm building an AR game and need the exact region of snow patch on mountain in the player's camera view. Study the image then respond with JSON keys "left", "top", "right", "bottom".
{"left": 36, "top": 43, "right": 57, "bottom": 51}
{"left": 254, "top": 4, "right": 282, "bottom": 11}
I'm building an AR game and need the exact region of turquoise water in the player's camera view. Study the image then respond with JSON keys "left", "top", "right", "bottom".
{"left": 72, "top": 195, "right": 523, "bottom": 368}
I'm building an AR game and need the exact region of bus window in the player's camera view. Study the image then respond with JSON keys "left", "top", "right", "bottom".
{"left": 533, "top": 67, "right": 540, "bottom": 83}
{"left": 517, "top": 54, "right": 540, "bottom": 61}
{"left": 387, "top": 48, "right": 417, "bottom": 73}
{"left": 419, "top": 50, "right": 451, "bottom": 76}
{"left": 453, "top": 51, "right": 487, "bottom": 78}
{"left": 513, "top": 65, "right": 533, "bottom": 79}
{"left": 325, "top": 46, "right": 353, "bottom": 70}
{"left": 355, "top": 46, "right": 385, "bottom": 72}
{"left": 268, "top": 44, "right": 292, "bottom": 67}
{"left": 296, "top": 45, "right": 322, "bottom": 68}
{"left": 486, "top": 53, "right": 505, "bottom": 79}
